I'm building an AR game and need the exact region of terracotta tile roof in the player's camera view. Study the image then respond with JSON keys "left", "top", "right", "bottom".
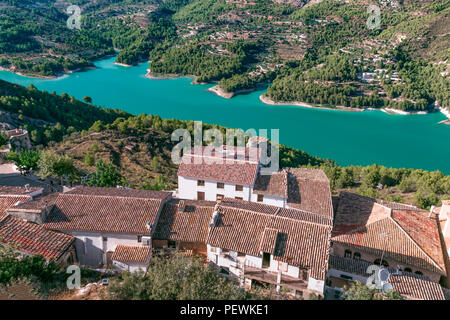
{"left": 207, "top": 201, "right": 332, "bottom": 280}
{"left": 388, "top": 273, "right": 446, "bottom": 300}
{"left": 65, "top": 186, "right": 170, "bottom": 199}
{"left": 0, "top": 195, "right": 31, "bottom": 220}
{"left": 332, "top": 218, "right": 446, "bottom": 275}
{"left": 218, "top": 198, "right": 333, "bottom": 226}
{"left": 333, "top": 192, "right": 421, "bottom": 236}
{"left": 152, "top": 199, "right": 215, "bottom": 243}
{"left": 44, "top": 189, "right": 170, "bottom": 235}
{"left": 329, "top": 255, "right": 447, "bottom": 300}
{"left": 0, "top": 215, "right": 74, "bottom": 260}
{"left": 111, "top": 245, "right": 151, "bottom": 263}
{"left": 9, "top": 193, "right": 59, "bottom": 212}
{"left": 253, "top": 170, "right": 288, "bottom": 198}
{"left": 333, "top": 192, "right": 446, "bottom": 275}
{"left": 0, "top": 186, "right": 41, "bottom": 196}
{"left": 177, "top": 146, "right": 260, "bottom": 186}
{"left": 286, "top": 168, "right": 333, "bottom": 219}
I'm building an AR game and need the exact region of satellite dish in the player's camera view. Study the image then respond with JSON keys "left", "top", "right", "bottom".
{"left": 379, "top": 268, "right": 390, "bottom": 282}
{"left": 382, "top": 282, "right": 394, "bottom": 293}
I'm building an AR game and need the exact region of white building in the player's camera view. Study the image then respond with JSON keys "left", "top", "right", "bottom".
{"left": 11, "top": 186, "right": 171, "bottom": 268}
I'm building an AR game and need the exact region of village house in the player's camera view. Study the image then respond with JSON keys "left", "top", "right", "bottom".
{"left": 326, "top": 192, "right": 448, "bottom": 299}
{"left": 0, "top": 186, "right": 75, "bottom": 266}
{"left": 152, "top": 195, "right": 333, "bottom": 297}
{"left": 6, "top": 186, "right": 171, "bottom": 269}
{"left": 177, "top": 144, "right": 334, "bottom": 221}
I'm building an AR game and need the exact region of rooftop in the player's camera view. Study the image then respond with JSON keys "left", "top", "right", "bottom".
{"left": 332, "top": 192, "right": 446, "bottom": 275}
{"left": 111, "top": 245, "right": 151, "bottom": 263}
{"left": 207, "top": 198, "right": 332, "bottom": 280}
{"left": 43, "top": 187, "right": 170, "bottom": 235}
{"left": 0, "top": 214, "right": 74, "bottom": 260}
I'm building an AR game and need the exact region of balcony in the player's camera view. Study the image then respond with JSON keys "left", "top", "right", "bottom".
{"left": 244, "top": 266, "right": 308, "bottom": 291}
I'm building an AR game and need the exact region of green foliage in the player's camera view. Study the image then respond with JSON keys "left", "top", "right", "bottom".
{"left": 0, "top": 246, "right": 60, "bottom": 285}
{"left": 0, "top": 80, "right": 128, "bottom": 146}
{"left": 37, "top": 151, "right": 77, "bottom": 181}
{"left": 84, "top": 153, "right": 95, "bottom": 166}
{"left": 85, "top": 160, "right": 124, "bottom": 187}
{"left": 0, "top": 132, "right": 8, "bottom": 148}
{"left": 103, "top": 252, "right": 265, "bottom": 300}
{"left": 342, "top": 281, "right": 403, "bottom": 300}
{"left": 5, "top": 150, "right": 40, "bottom": 173}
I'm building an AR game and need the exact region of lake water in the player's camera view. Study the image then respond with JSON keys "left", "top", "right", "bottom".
{"left": 0, "top": 57, "right": 449, "bottom": 173}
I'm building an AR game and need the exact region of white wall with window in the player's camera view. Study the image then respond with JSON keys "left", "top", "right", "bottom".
{"left": 178, "top": 176, "right": 252, "bottom": 202}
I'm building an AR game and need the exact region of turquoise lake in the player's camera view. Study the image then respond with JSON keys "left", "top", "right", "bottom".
{"left": 0, "top": 57, "right": 449, "bottom": 173}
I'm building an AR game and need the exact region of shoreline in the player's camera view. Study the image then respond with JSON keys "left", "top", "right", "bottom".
{"left": 259, "top": 94, "right": 450, "bottom": 122}
{"left": 145, "top": 69, "right": 205, "bottom": 84}
{"left": 258, "top": 94, "right": 365, "bottom": 112}
{"left": 208, "top": 83, "right": 269, "bottom": 99}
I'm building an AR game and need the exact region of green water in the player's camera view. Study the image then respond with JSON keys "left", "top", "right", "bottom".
{"left": 0, "top": 57, "right": 449, "bottom": 173}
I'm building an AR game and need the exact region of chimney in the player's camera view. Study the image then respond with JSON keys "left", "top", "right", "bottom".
{"left": 177, "top": 200, "right": 186, "bottom": 213}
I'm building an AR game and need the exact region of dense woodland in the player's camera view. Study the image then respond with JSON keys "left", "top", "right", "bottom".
{"left": 0, "top": 0, "right": 448, "bottom": 111}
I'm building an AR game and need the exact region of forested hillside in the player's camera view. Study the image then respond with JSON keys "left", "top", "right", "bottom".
{"left": 0, "top": 0, "right": 448, "bottom": 112}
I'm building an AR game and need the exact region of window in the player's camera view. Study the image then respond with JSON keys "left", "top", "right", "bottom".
{"left": 216, "top": 194, "right": 224, "bottom": 201}
{"left": 102, "top": 236, "right": 107, "bottom": 242}
{"left": 302, "top": 270, "right": 308, "bottom": 280}
{"left": 340, "top": 274, "right": 353, "bottom": 280}
{"left": 344, "top": 250, "right": 352, "bottom": 258}
{"left": 137, "top": 235, "right": 142, "bottom": 243}
{"left": 404, "top": 267, "right": 412, "bottom": 273}
{"left": 257, "top": 194, "right": 264, "bottom": 202}
{"left": 353, "top": 252, "right": 361, "bottom": 260}
{"left": 262, "top": 252, "right": 271, "bottom": 268}
{"left": 235, "top": 197, "right": 243, "bottom": 200}
{"left": 217, "top": 182, "right": 224, "bottom": 189}
{"left": 168, "top": 240, "right": 176, "bottom": 249}
{"left": 197, "top": 180, "right": 205, "bottom": 186}
{"left": 197, "top": 191, "right": 205, "bottom": 200}
{"left": 415, "top": 271, "right": 423, "bottom": 275}
{"left": 235, "top": 185, "right": 243, "bottom": 191}
{"left": 210, "top": 247, "right": 216, "bottom": 253}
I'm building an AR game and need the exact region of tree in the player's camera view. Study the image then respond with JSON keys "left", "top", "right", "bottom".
{"left": 341, "top": 281, "right": 403, "bottom": 300}
{"left": 5, "top": 150, "right": 40, "bottom": 174}
{"left": 37, "top": 151, "right": 77, "bottom": 184}
{"left": 83, "top": 96, "right": 92, "bottom": 104}
{"left": 150, "top": 156, "right": 159, "bottom": 172}
{"left": 84, "top": 153, "right": 95, "bottom": 166}
{"left": 0, "top": 132, "right": 8, "bottom": 148}
{"left": 102, "top": 252, "right": 265, "bottom": 300}
{"left": 85, "top": 160, "right": 123, "bottom": 187}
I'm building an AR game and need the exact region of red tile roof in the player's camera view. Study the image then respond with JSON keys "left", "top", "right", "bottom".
{"left": 177, "top": 146, "right": 260, "bottom": 186}
{"left": 388, "top": 273, "right": 446, "bottom": 300}
{"left": 332, "top": 192, "right": 446, "bottom": 275}
{"left": 0, "top": 215, "right": 74, "bottom": 260}
{"left": 286, "top": 168, "right": 334, "bottom": 219}
{"left": 111, "top": 245, "right": 151, "bottom": 263}
{"left": 152, "top": 199, "right": 215, "bottom": 243}
{"left": 44, "top": 188, "right": 170, "bottom": 235}
{"left": 0, "top": 195, "right": 31, "bottom": 220}
{"left": 328, "top": 255, "right": 447, "bottom": 300}
{"left": 207, "top": 200, "right": 332, "bottom": 280}
{"left": 253, "top": 170, "right": 288, "bottom": 198}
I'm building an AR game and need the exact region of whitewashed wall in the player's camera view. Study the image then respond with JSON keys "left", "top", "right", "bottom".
{"left": 178, "top": 176, "right": 251, "bottom": 201}
{"left": 69, "top": 231, "right": 143, "bottom": 266}
{"left": 249, "top": 193, "right": 286, "bottom": 208}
